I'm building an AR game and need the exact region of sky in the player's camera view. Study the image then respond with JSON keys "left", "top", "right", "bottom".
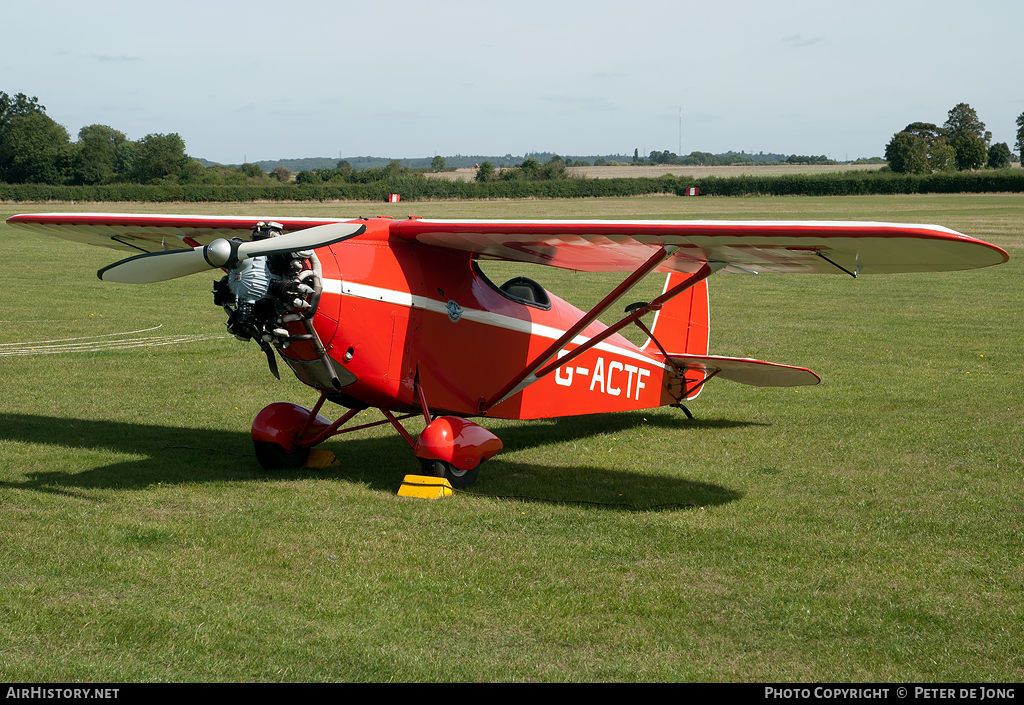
{"left": 3, "top": 0, "right": 1022, "bottom": 165}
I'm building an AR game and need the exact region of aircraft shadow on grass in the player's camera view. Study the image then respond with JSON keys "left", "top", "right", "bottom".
{"left": 0, "top": 411, "right": 760, "bottom": 510}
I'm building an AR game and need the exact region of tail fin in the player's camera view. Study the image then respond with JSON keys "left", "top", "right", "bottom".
{"left": 643, "top": 272, "right": 709, "bottom": 356}
{"left": 643, "top": 272, "right": 710, "bottom": 400}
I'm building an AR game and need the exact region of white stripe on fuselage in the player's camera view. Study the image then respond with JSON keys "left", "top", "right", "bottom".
{"left": 323, "top": 279, "right": 670, "bottom": 371}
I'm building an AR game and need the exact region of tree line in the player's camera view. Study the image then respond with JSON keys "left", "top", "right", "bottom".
{"left": 636, "top": 149, "right": 829, "bottom": 166}
{"left": 0, "top": 92, "right": 289, "bottom": 186}
{"left": 6, "top": 89, "right": 1024, "bottom": 191}
{"left": 5, "top": 168, "right": 1024, "bottom": 204}
{"left": 884, "top": 103, "right": 1019, "bottom": 174}
{"left": 296, "top": 155, "right": 583, "bottom": 186}
{"left": 0, "top": 92, "right": 862, "bottom": 189}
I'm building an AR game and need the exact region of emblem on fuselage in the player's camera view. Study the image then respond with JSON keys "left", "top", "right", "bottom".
{"left": 447, "top": 300, "right": 462, "bottom": 323}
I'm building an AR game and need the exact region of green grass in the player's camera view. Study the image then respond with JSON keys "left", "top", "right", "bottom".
{"left": 1, "top": 195, "right": 1021, "bottom": 681}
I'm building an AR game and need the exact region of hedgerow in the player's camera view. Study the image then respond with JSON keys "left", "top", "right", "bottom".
{"left": 2, "top": 170, "right": 1022, "bottom": 202}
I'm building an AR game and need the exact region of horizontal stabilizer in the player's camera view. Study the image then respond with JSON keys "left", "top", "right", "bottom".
{"left": 663, "top": 353, "right": 821, "bottom": 387}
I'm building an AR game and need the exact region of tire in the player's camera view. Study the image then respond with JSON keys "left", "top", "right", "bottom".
{"left": 420, "top": 458, "right": 480, "bottom": 489}
{"left": 254, "top": 441, "right": 310, "bottom": 470}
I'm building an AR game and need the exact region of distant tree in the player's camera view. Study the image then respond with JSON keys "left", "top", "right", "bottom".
{"left": 113, "top": 140, "right": 137, "bottom": 178}
{"left": 0, "top": 93, "right": 75, "bottom": 184}
{"left": 188, "top": 163, "right": 246, "bottom": 185}
{"left": 952, "top": 132, "right": 987, "bottom": 170}
{"left": 650, "top": 150, "right": 677, "bottom": 164}
{"left": 897, "top": 121, "right": 954, "bottom": 170}
{"left": 512, "top": 157, "right": 540, "bottom": 180}
{"left": 987, "top": 142, "right": 1011, "bottom": 169}
{"left": 270, "top": 166, "right": 291, "bottom": 182}
{"left": 295, "top": 170, "right": 319, "bottom": 184}
{"left": 475, "top": 161, "right": 496, "bottom": 182}
{"left": 130, "top": 133, "right": 192, "bottom": 183}
{"left": 240, "top": 162, "right": 263, "bottom": 178}
{"left": 0, "top": 111, "right": 74, "bottom": 184}
{"left": 346, "top": 166, "right": 389, "bottom": 184}
{"left": 902, "top": 122, "right": 946, "bottom": 145}
{"left": 943, "top": 103, "right": 990, "bottom": 170}
{"left": 1016, "top": 111, "right": 1024, "bottom": 158}
{"left": 73, "top": 124, "right": 130, "bottom": 185}
{"left": 944, "top": 103, "right": 986, "bottom": 141}
{"left": 783, "top": 154, "right": 835, "bottom": 165}
{"left": 633, "top": 148, "right": 639, "bottom": 164}
{"left": 884, "top": 132, "right": 928, "bottom": 174}
{"left": 179, "top": 158, "right": 204, "bottom": 184}
{"left": 0, "top": 92, "right": 45, "bottom": 131}
{"left": 928, "top": 142, "right": 956, "bottom": 171}
{"left": 430, "top": 155, "right": 445, "bottom": 172}
{"left": 543, "top": 155, "right": 567, "bottom": 179}
{"left": 594, "top": 158, "right": 608, "bottom": 166}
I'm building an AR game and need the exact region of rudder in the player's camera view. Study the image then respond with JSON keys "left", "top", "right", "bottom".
{"left": 643, "top": 272, "right": 709, "bottom": 356}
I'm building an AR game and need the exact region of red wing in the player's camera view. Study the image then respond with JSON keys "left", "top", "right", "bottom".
{"left": 8, "top": 213, "right": 1008, "bottom": 274}
{"left": 393, "top": 219, "right": 1008, "bottom": 274}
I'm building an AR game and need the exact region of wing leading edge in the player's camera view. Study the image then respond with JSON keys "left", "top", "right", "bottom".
{"left": 5, "top": 213, "right": 356, "bottom": 254}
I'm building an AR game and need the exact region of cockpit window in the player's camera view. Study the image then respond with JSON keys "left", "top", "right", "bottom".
{"left": 500, "top": 276, "right": 551, "bottom": 308}
{"left": 473, "top": 262, "right": 552, "bottom": 310}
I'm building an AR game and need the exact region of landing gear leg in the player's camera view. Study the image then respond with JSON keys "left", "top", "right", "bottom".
{"left": 672, "top": 403, "right": 695, "bottom": 419}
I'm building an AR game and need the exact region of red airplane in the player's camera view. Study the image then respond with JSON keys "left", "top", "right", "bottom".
{"left": 7, "top": 212, "right": 1008, "bottom": 487}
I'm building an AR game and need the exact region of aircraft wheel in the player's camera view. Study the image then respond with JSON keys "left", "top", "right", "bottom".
{"left": 254, "top": 441, "right": 310, "bottom": 470}
{"left": 421, "top": 458, "right": 479, "bottom": 489}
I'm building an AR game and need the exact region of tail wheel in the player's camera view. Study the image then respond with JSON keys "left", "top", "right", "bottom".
{"left": 254, "top": 441, "right": 310, "bottom": 470}
{"left": 421, "top": 458, "right": 480, "bottom": 489}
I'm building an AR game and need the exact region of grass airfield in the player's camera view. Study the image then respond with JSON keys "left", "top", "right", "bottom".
{"left": 0, "top": 194, "right": 1021, "bottom": 682}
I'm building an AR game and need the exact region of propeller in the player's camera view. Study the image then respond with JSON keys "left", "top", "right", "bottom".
{"left": 97, "top": 222, "right": 366, "bottom": 283}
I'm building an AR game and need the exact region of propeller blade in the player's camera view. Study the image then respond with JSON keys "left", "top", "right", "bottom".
{"left": 237, "top": 222, "right": 366, "bottom": 261}
{"left": 98, "top": 221, "right": 367, "bottom": 283}
{"left": 98, "top": 247, "right": 213, "bottom": 283}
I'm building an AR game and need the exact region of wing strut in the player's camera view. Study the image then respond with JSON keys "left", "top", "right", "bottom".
{"left": 478, "top": 245, "right": 676, "bottom": 411}
{"left": 479, "top": 256, "right": 726, "bottom": 413}
{"left": 816, "top": 251, "right": 860, "bottom": 278}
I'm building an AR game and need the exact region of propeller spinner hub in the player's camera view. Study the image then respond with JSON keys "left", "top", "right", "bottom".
{"left": 204, "top": 238, "right": 237, "bottom": 268}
